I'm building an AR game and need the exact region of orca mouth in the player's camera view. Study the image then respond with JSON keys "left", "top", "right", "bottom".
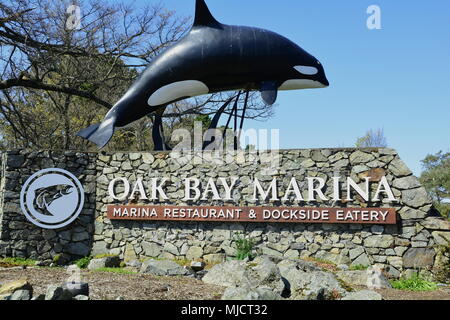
{"left": 317, "top": 73, "right": 330, "bottom": 88}
{"left": 320, "top": 77, "right": 330, "bottom": 87}
{"left": 279, "top": 79, "right": 326, "bottom": 91}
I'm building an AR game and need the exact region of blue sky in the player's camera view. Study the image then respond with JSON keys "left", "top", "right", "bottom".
{"left": 131, "top": 0, "right": 450, "bottom": 176}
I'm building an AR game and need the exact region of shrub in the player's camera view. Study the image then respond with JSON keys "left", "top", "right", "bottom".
{"left": 233, "top": 233, "right": 256, "bottom": 261}
{"left": 391, "top": 273, "right": 438, "bottom": 291}
{"left": 52, "top": 254, "right": 61, "bottom": 264}
{"left": 75, "top": 256, "right": 92, "bottom": 269}
{"left": 74, "top": 254, "right": 119, "bottom": 269}
{"left": 434, "top": 202, "right": 450, "bottom": 219}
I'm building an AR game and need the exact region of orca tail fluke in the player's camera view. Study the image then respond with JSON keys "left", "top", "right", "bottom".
{"left": 77, "top": 120, "right": 115, "bottom": 149}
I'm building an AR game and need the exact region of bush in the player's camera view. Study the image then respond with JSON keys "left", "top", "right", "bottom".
{"left": 391, "top": 273, "right": 438, "bottom": 291}
{"left": 52, "top": 254, "right": 61, "bottom": 264}
{"left": 233, "top": 233, "right": 256, "bottom": 261}
{"left": 74, "top": 254, "right": 120, "bottom": 269}
{"left": 75, "top": 256, "right": 92, "bottom": 269}
{"left": 434, "top": 202, "right": 450, "bottom": 219}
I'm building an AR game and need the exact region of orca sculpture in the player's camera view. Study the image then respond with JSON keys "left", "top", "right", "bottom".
{"left": 78, "top": 0, "right": 329, "bottom": 149}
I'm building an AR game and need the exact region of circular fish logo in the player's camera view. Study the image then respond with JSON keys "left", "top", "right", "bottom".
{"left": 20, "top": 168, "right": 85, "bottom": 229}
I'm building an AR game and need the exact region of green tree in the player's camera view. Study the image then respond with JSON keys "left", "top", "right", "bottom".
{"left": 419, "top": 151, "right": 450, "bottom": 218}
{"left": 194, "top": 114, "right": 212, "bottom": 129}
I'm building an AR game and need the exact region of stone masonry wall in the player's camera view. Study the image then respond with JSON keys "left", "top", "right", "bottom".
{"left": 0, "top": 148, "right": 449, "bottom": 279}
{"left": 0, "top": 151, "right": 97, "bottom": 264}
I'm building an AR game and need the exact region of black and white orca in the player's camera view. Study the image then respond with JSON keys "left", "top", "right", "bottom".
{"left": 78, "top": 0, "right": 329, "bottom": 148}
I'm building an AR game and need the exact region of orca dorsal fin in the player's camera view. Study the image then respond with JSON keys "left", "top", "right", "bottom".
{"left": 194, "top": 0, "right": 221, "bottom": 27}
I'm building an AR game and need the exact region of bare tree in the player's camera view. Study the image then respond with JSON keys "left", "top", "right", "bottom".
{"left": 355, "top": 128, "right": 388, "bottom": 148}
{"left": 0, "top": 0, "right": 188, "bottom": 106}
{"left": 0, "top": 0, "right": 273, "bottom": 151}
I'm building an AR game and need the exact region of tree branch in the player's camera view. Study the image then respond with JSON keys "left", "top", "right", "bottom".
{"left": 0, "top": 78, "right": 112, "bottom": 109}
{"left": 0, "top": 8, "right": 34, "bottom": 26}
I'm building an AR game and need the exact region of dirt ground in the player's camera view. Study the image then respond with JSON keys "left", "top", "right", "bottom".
{"left": 1, "top": 266, "right": 449, "bottom": 300}
{"left": 352, "top": 285, "right": 450, "bottom": 301}
{"left": 0, "top": 266, "right": 225, "bottom": 300}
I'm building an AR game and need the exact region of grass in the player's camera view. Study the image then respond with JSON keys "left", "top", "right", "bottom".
{"left": 0, "top": 257, "right": 36, "bottom": 267}
{"left": 93, "top": 254, "right": 118, "bottom": 259}
{"left": 304, "top": 257, "right": 336, "bottom": 266}
{"left": 173, "top": 258, "right": 191, "bottom": 267}
{"left": 73, "top": 254, "right": 120, "bottom": 269}
{"left": 93, "top": 267, "right": 137, "bottom": 275}
{"left": 336, "top": 277, "right": 355, "bottom": 293}
{"left": 391, "top": 273, "right": 439, "bottom": 291}
{"left": 303, "top": 257, "right": 338, "bottom": 272}
{"left": 349, "top": 264, "right": 369, "bottom": 271}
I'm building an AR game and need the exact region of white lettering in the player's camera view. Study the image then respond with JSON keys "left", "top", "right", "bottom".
{"left": 307, "top": 177, "right": 328, "bottom": 201}
{"left": 373, "top": 176, "right": 397, "bottom": 202}
{"left": 253, "top": 178, "right": 279, "bottom": 201}
{"left": 150, "top": 178, "right": 168, "bottom": 200}
{"left": 129, "top": 178, "right": 149, "bottom": 200}
{"left": 108, "top": 177, "right": 130, "bottom": 200}
{"left": 346, "top": 177, "right": 370, "bottom": 201}
{"left": 184, "top": 178, "right": 201, "bottom": 201}
{"left": 332, "top": 177, "right": 341, "bottom": 201}
{"left": 282, "top": 177, "right": 304, "bottom": 201}
{"left": 202, "top": 178, "right": 221, "bottom": 200}
{"left": 219, "top": 177, "right": 238, "bottom": 201}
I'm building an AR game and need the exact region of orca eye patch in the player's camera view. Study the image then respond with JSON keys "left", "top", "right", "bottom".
{"left": 294, "top": 66, "right": 319, "bottom": 75}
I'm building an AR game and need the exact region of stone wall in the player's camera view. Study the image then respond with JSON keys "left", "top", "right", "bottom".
{"left": 0, "top": 148, "right": 449, "bottom": 278}
{"left": 0, "top": 151, "right": 97, "bottom": 264}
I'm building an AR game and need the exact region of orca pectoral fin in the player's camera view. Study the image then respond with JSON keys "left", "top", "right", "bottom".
{"left": 77, "top": 120, "right": 115, "bottom": 149}
{"left": 260, "top": 82, "right": 278, "bottom": 105}
{"left": 152, "top": 110, "right": 172, "bottom": 151}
